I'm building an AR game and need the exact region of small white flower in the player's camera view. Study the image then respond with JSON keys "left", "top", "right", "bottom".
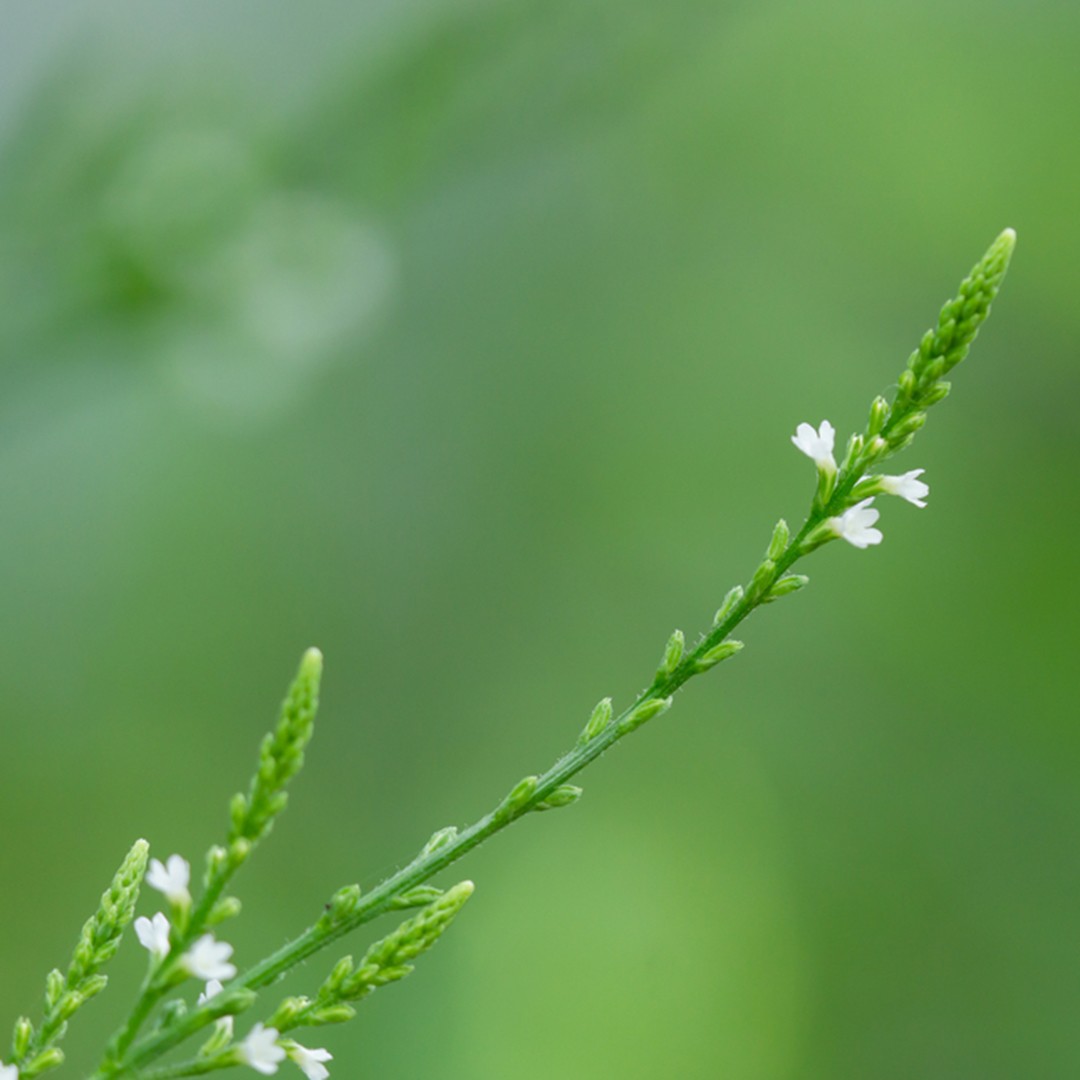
{"left": 0, "top": 1059, "right": 19, "bottom": 1080}
{"left": 287, "top": 1043, "right": 332, "bottom": 1080}
{"left": 791, "top": 420, "right": 837, "bottom": 470}
{"left": 198, "top": 979, "right": 234, "bottom": 1039}
{"left": 134, "top": 912, "right": 171, "bottom": 958}
{"left": 880, "top": 468, "right": 929, "bottom": 508}
{"left": 829, "top": 498, "right": 883, "bottom": 549}
{"left": 146, "top": 854, "right": 192, "bottom": 906}
{"left": 241, "top": 1023, "right": 286, "bottom": 1076}
{"left": 183, "top": 934, "right": 237, "bottom": 981}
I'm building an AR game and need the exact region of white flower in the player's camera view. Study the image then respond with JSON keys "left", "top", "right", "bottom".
{"left": 791, "top": 420, "right": 837, "bottom": 470}
{"left": 287, "top": 1043, "right": 332, "bottom": 1080}
{"left": 0, "top": 1060, "right": 19, "bottom": 1080}
{"left": 829, "top": 498, "right": 883, "bottom": 549}
{"left": 241, "top": 1024, "right": 286, "bottom": 1075}
{"left": 880, "top": 468, "right": 929, "bottom": 508}
{"left": 146, "top": 854, "right": 192, "bottom": 906}
{"left": 198, "top": 979, "right": 234, "bottom": 1039}
{"left": 134, "top": 912, "right": 171, "bottom": 958}
{"left": 182, "top": 934, "right": 237, "bottom": 981}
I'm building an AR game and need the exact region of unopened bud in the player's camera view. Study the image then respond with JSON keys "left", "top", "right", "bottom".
{"left": 390, "top": 886, "right": 444, "bottom": 910}
{"left": 867, "top": 396, "right": 890, "bottom": 436}
{"left": 748, "top": 558, "right": 776, "bottom": 602}
{"left": 422, "top": 827, "right": 458, "bottom": 856}
{"left": 658, "top": 630, "right": 684, "bottom": 678}
{"left": 579, "top": 697, "right": 613, "bottom": 743}
{"left": 535, "top": 784, "right": 583, "bottom": 811}
{"left": 620, "top": 696, "right": 673, "bottom": 734}
{"left": 497, "top": 776, "right": 539, "bottom": 820}
{"left": 765, "top": 575, "right": 809, "bottom": 601}
{"left": 713, "top": 586, "right": 744, "bottom": 627}
{"left": 13, "top": 1017, "right": 33, "bottom": 1059}
{"left": 207, "top": 896, "right": 242, "bottom": 925}
{"left": 694, "top": 640, "right": 744, "bottom": 672}
{"left": 766, "top": 520, "right": 789, "bottom": 561}
{"left": 919, "top": 381, "right": 951, "bottom": 407}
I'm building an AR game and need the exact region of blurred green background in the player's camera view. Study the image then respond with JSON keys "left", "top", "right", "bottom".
{"left": 1, "top": 2, "right": 1077, "bottom": 1078}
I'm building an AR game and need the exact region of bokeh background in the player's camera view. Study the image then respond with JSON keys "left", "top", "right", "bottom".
{"left": 1, "top": 3, "right": 1077, "bottom": 1078}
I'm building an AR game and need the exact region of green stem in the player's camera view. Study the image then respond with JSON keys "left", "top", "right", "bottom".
{"left": 108, "top": 499, "right": 847, "bottom": 1079}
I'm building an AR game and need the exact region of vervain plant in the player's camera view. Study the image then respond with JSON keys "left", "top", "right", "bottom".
{"left": 2, "top": 229, "right": 1016, "bottom": 1080}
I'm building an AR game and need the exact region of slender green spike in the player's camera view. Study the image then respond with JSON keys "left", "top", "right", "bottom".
{"left": 231, "top": 647, "right": 323, "bottom": 847}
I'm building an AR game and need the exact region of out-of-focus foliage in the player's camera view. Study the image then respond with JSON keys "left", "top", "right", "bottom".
{"left": 0, "top": 3, "right": 1077, "bottom": 1078}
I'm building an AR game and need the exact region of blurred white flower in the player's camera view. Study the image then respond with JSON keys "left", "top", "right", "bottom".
{"left": 146, "top": 854, "right": 191, "bottom": 907}
{"left": 241, "top": 1024, "right": 285, "bottom": 1075}
{"left": 134, "top": 912, "right": 171, "bottom": 959}
{"left": 829, "top": 498, "right": 883, "bottom": 549}
{"left": 0, "top": 1059, "right": 19, "bottom": 1080}
{"left": 791, "top": 420, "right": 837, "bottom": 471}
{"left": 182, "top": 935, "right": 236, "bottom": 981}
{"left": 287, "top": 1042, "right": 332, "bottom": 1080}
{"left": 198, "top": 978, "right": 234, "bottom": 1040}
{"left": 880, "top": 468, "right": 929, "bottom": 508}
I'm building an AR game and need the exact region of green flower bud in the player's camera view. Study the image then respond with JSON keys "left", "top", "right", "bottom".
{"left": 694, "top": 640, "right": 744, "bottom": 672}
{"left": 13, "top": 1017, "right": 33, "bottom": 1060}
{"left": 207, "top": 896, "right": 243, "bottom": 925}
{"left": 579, "top": 697, "right": 613, "bottom": 744}
{"left": 422, "top": 827, "right": 458, "bottom": 856}
{"left": 390, "top": 886, "right": 444, "bottom": 910}
{"left": 748, "top": 558, "right": 776, "bottom": 602}
{"left": 619, "top": 696, "right": 673, "bottom": 734}
{"left": 535, "top": 785, "right": 583, "bottom": 811}
{"left": 867, "top": 396, "right": 890, "bottom": 437}
{"left": 658, "top": 630, "right": 684, "bottom": 678}
{"left": 766, "top": 519, "right": 789, "bottom": 561}
{"left": 496, "top": 776, "right": 539, "bottom": 820}
{"left": 714, "top": 586, "right": 744, "bottom": 627}
{"left": 44, "top": 971, "right": 64, "bottom": 1010}
{"left": 26, "top": 1047, "right": 64, "bottom": 1075}
{"left": 765, "top": 574, "right": 809, "bottom": 601}
{"left": 307, "top": 1005, "right": 357, "bottom": 1026}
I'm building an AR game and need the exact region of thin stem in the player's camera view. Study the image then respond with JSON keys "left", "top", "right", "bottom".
{"left": 111, "top": 511, "right": 835, "bottom": 1079}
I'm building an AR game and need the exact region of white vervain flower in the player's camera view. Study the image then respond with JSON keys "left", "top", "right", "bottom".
{"left": 134, "top": 912, "right": 171, "bottom": 958}
{"left": 198, "top": 978, "right": 234, "bottom": 1039}
{"left": 182, "top": 934, "right": 237, "bottom": 981}
{"left": 241, "top": 1024, "right": 286, "bottom": 1075}
{"left": 880, "top": 468, "right": 929, "bottom": 508}
{"left": 146, "top": 854, "right": 192, "bottom": 907}
{"left": 829, "top": 498, "right": 883, "bottom": 549}
{"left": 287, "top": 1043, "right": 332, "bottom": 1080}
{"left": 791, "top": 420, "right": 837, "bottom": 470}
{"left": 0, "top": 1059, "right": 19, "bottom": 1080}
